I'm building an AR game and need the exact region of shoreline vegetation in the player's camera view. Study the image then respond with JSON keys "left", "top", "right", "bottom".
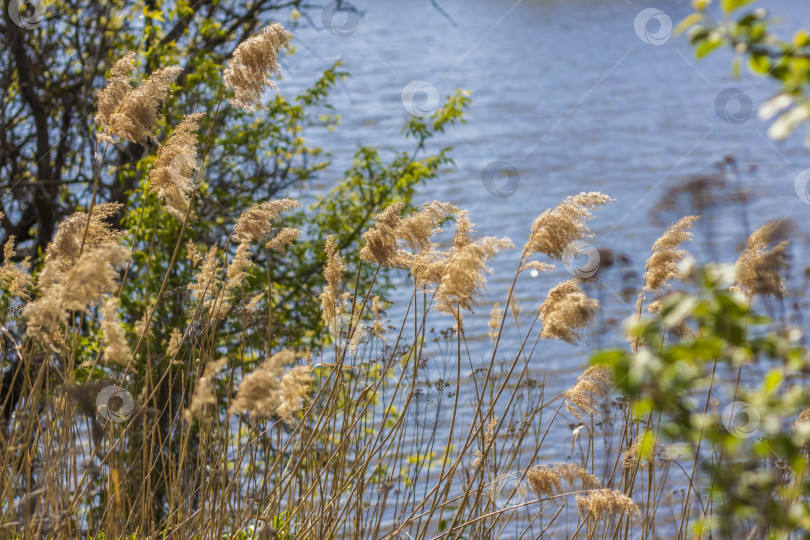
{"left": 3, "top": 0, "right": 810, "bottom": 536}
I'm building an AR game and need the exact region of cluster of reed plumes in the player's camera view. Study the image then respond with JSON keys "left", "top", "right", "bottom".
{"left": 0, "top": 22, "right": 801, "bottom": 540}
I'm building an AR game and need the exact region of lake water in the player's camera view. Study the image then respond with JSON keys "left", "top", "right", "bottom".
{"left": 283, "top": 0, "right": 809, "bottom": 330}
{"left": 279, "top": 0, "right": 810, "bottom": 534}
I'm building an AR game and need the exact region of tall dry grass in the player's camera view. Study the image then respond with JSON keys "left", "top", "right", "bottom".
{"left": 0, "top": 23, "right": 806, "bottom": 540}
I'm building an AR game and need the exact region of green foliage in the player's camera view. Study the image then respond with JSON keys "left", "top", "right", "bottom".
{"left": 594, "top": 264, "right": 810, "bottom": 537}
{"left": 680, "top": 0, "right": 810, "bottom": 144}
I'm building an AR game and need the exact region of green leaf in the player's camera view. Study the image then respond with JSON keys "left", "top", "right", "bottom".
{"left": 762, "top": 369, "right": 782, "bottom": 393}
{"left": 696, "top": 38, "right": 724, "bottom": 58}
{"left": 675, "top": 13, "right": 704, "bottom": 36}
{"left": 748, "top": 53, "right": 770, "bottom": 74}
{"left": 722, "top": 0, "right": 755, "bottom": 14}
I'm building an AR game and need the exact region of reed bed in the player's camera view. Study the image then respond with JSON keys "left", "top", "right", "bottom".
{"left": 1, "top": 23, "right": 808, "bottom": 540}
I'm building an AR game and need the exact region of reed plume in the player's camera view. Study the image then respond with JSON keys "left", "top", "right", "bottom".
{"left": 61, "top": 245, "right": 131, "bottom": 313}
{"left": 473, "top": 416, "right": 498, "bottom": 467}
{"left": 361, "top": 201, "right": 467, "bottom": 289}
{"left": 371, "top": 296, "right": 386, "bottom": 339}
{"left": 267, "top": 227, "right": 301, "bottom": 253}
{"left": 435, "top": 233, "right": 512, "bottom": 318}
{"left": 563, "top": 365, "right": 611, "bottom": 422}
{"left": 101, "top": 297, "right": 131, "bottom": 367}
{"left": 20, "top": 206, "right": 128, "bottom": 346}
{"left": 733, "top": 220, "right": 790, "bottom": 299}
{"left": 349, "top": 317, "right": 368, "bottom": 354}
{"left": 642, "top": 215, "right": 699, "bottom": 293}
{"left": 518, "top": 260, "right": 555, "bottom": 275}
{"left": 207, "top": 241, "right": 254, "bottom": 318}
{"left": 524, "top": 192, "right": 613, "bottom": 260}
{"left": 224, "top": 24, "right": 291, "bottom": 111}
{"left": 166, "top": 327, "right": 183, "bottom": 358}
{"left": 186, "top": 239, "right": 203, "bottom": 267}
{"left": 148, "top": 113, "right": 204, "bottom": 220}
{"left": 538, "top": 279, "right": 599, "bottom": 344}
{"left": 24, "top": 243, "right": 130, "bottom": 347}
{"left": 185, "top": 357, "right": 228, "bottom": 422}
{"left": 97, "top": 52, "right": 182, "bottom": 144}
{"left": 527, "top": 463, "right": 600, "bottom": 499}
{"left": 320, "top": 236, "right": 346, "bottom": 329}
{"left": 95, "top": 52, "right": 136, "bottom": 140}
{"left": 397, "top": 201, "right": 457, "bottom": 252}
{"left": 230, "top": 350, "right": 311, "bottom": 422}
{"left": 488, "top": 302, "right": 502, "bottom": 344}
{"left": 526, "top": 466, "right": 562, "bottom": 498}
{"left": 0, "top": 236, "right": 31, "bottom": 299}
{"left": 576, "top": 489, "right": 640, "bottom": 519}
{"left": 233, "top": 199, "right": 301, "bottom": 243}
{"left": 224, "top": 241, "right": 252, "bottom": 294}
{"left": 188, "top": 246, "right": 221, "bottom": 310}
{"left": 360, "top": 202, "right": 406, "bottom": 267}
{"left": 45, "top": 202, "right": 124, "bottom": 273}
{"left": 276, "top": 365, "right": 313, "bottom": 421}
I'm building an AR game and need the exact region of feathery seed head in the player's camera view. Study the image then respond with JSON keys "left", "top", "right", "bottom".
{"left": 526, "top": 463, "right": 600, "bottom": 499}
{"left": 320, "top": 236, "right": 346, "bottom": 328}
{"left": 46, "top": 203, "right": 124, "bottom": 272}
{"left": 230, "top": 351, "right": 311, "bottom": 422}
{"left": 525, "top": 192, "right": 613, "bottom": 260}
{"left": 394, "top": 200, "right": 457, "bottom": 252}
{"left": 435, "top": 234, "right": 512, "bottom": 318}
{"left": 733, "top": 221, "right": 790, "bottom": 299}
{"left": 564, "top": 365, "right": 612, "bottom": 422}
{"left": 101, "top": 297, "right": 131, "bottom": 367}
{"left": 526, "top": 466, "right": 563, "bottom": 498}
{"left": 488, "top": 302, "right": 503, "bottom": 344}
{"left": 0, "top": 236, "right": 31, "bottom": 299}
{"left": 576, "top": 489, "right": 640, "bottom": 519}
{"left": 233, "top": 199, "right": 301, "bottom": 243}
{"left": 185, "top": 357, "right": 228, "bottom": 422}
{"left": 98, "top": 61, "right": 182, "bottom": 144}
{"left": 224, "top": 24, "right": 291, "bottom": 110}
{"left": 643, "top": 215, "right": 699, "bottom": 292}
{"left": 149, "top": 113, "right": 204, "bottom": 220}
{"left": 266, "top": 227, "right": 301, "bottom": 253}
{"left": 188, "top": 246, "right": 221, "bottom": 310}
{"left": 167, "top": 328, "right": 183, "bottom": 358}
{"left": 95, "top": 52, "right": 137, "bottom": 140}
{"left": 360, "top": 202, "right": 406, "bottom": 267}
{"left": 60, "top": 244, "right": 131, "bottom": 312}
{"left": 23, "top": 242, "right": 130, "bottom": 347}
{"left": 538, "top": 279, "right": 599, "bottom": 344}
